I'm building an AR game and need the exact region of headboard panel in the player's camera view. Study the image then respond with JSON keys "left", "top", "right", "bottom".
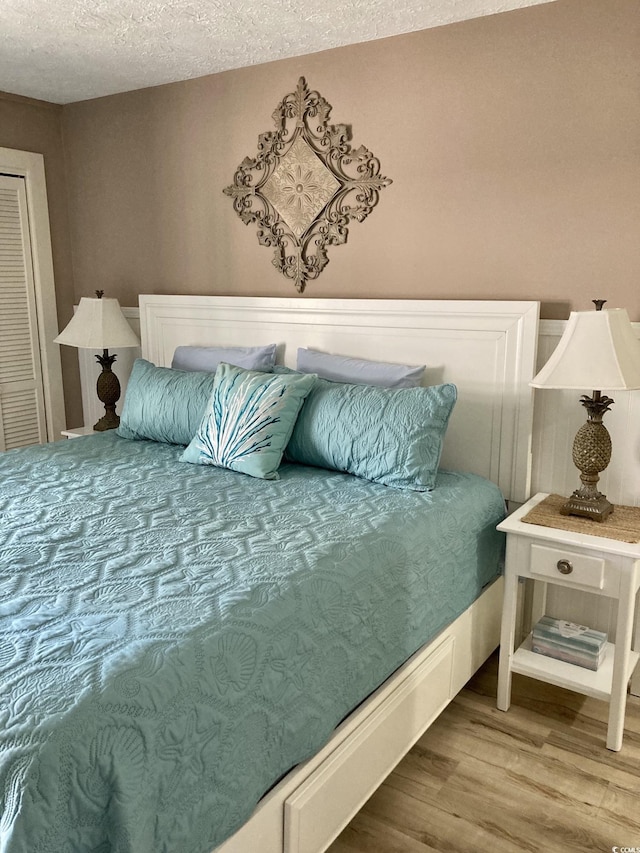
{"left": 139, "top": 295, "right": 539, "bottom": 503}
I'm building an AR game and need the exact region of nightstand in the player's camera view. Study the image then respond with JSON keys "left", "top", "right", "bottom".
{"left": 497, "top": 492, "right": 640, "bottom": 751}
{"left": 61, "top": 425, "right": 98, "bottom": 438}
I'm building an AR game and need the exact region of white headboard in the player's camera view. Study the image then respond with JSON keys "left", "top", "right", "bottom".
{"left": 139, "top": 295, "right": 539, "bottom": 504}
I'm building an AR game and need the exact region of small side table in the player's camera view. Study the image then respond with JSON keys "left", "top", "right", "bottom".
{"left": 61, "top": 426, "right": 98, "bottom": 439}
{"left": 497, "top": 492, "right": 640, "bottom": 751}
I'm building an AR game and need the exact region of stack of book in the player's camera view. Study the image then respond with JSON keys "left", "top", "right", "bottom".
{"left": 531, "top": 616, "right": 607, "bottom": 671}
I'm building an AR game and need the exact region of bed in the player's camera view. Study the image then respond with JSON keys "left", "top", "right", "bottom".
{"left": 0, "top": 296, "right": 539, "bottom": 853}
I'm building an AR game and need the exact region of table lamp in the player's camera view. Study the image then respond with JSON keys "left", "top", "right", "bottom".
{"left": 530, "top": 300, "right": 640, "bottom": 521}
{"left": 54, "top": 291, "right": 140, "bottom": 431}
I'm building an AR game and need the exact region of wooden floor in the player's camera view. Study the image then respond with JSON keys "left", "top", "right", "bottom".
{"left": 328, "top": 652, "right": 640, "bottom": 853}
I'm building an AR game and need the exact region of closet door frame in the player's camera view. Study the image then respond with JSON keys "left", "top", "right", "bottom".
{"left": 0, "top": 147, "right": 65, "bottom": 442}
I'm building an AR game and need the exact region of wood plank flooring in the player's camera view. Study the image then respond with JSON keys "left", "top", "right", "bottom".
{"left": 328, "top": 653, "right": 640, "bottom": 853}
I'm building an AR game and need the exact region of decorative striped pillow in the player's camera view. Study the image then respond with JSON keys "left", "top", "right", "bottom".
{"left": 181, "top": 363, "right": 316, "bottom": 479}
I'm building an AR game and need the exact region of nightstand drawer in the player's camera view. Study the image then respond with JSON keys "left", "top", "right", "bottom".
{"left": 530, "top": 543, "right": 605, "bottom": 589}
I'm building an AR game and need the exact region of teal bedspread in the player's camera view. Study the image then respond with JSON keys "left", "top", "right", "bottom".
{"left": 0, "top": 433, "right": 505, "bottom": 853}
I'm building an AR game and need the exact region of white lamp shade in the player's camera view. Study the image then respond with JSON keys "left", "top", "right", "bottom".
{"left": 54, "top": 297, "right": 140, "bottom": 350}
{"left": 531, "top": 308, "right": 640, "bottom": 391}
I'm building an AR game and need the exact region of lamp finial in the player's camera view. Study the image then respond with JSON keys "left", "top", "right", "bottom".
{"left": 592, "top": 299, "right": 606, "bottom": 311}
{"left": 95, "top": 290, "right": 104, "bottom": 299}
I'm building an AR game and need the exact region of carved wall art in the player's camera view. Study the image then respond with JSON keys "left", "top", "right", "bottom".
{"left": 223, "top": 77, "right": 392, "bottom": 292}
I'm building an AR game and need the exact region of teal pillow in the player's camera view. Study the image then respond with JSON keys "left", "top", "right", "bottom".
{"left": 181, "top": 363, "right": 316, "bottom": 479}
{"left": 117, "top": 358, "right": 216, "bottom": 445}
{"left": 285, "top": 376, "right": 457, "bottom": 490}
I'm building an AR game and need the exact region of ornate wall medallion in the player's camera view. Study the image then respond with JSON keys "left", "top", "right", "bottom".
{"left": 223, "top": 77, "right": 392, "bottom": 292}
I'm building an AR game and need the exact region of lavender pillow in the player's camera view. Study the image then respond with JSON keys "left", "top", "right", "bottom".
{"left": 296, "top": 348, "right": 424, "bottom": 388}
{"left": 172, "top": 344, "right": 276, "bottom": 373}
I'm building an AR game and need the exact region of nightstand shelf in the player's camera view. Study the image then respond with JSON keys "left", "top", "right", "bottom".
{"left": 512, "top": 634, "right": 638, "bottom": 703}
{"left": 497, "top": 492, "right": 640, "bottom": 751}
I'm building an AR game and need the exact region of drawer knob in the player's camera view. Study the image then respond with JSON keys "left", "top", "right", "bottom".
{"left": 556, "top": 559, "right": 573, "bottom": 575}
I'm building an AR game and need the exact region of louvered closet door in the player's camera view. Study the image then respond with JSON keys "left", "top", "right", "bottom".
{"left": 0, "top": 174, "right": 48, "bottom": 450}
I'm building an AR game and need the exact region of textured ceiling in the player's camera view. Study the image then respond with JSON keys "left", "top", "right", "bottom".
{"left": 1, "top": 0, "right": 556, "bottom": 105}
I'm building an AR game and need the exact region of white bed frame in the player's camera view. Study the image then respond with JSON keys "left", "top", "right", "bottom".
{"left": 138, "top": 295, "right": 539, "bottom": 853}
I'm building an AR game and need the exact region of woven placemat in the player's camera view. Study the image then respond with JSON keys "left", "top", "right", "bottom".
{"left": 522, "top": 494, "right": 640, "bottom": 543}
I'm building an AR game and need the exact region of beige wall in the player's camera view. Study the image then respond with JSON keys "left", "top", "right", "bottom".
{"left": 0, "top": 92, "right": 79, "bottom": 424}
{"left": 61, "top": 0, "right": 640, "bottom": 327}
{"left": 5, "top": 0, "right": 638, "bottom": 426}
